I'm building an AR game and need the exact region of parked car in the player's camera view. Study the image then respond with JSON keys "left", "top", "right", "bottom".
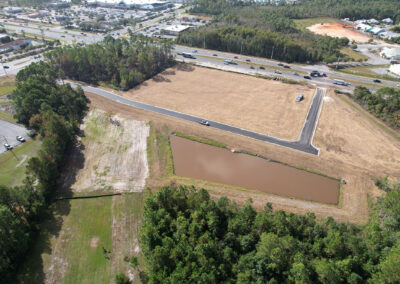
{"left": 296, "top": 94, "right": 304, "bottom": 102}
{"left": 373, "top": 79, "right": 381, "bottom": 83}
{"left": 4, "top": 143, "right": 13, "bottom": 151}
{"left": 199, "top": 120, "right": 210, "bottom": 126}
{"left": 16, "top": 136, "right": 25, "bottom": 142}
{"left": 274, "top": 70, "right": 282, "bottom": 74}
{"left": 304, "top": 75, "right": 312, "bottom": 80}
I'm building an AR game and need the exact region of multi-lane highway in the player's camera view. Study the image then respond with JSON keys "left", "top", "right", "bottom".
{"left": 70, "top": 82, "right": 324, "bottom": 155}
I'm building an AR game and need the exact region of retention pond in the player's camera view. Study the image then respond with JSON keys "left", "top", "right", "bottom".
{"left": 170, "top": 135, "right": 339, "bottom": 204}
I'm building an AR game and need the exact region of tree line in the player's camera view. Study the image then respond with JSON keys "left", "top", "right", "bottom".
{"left": 140, "top": 183, "right": 400, "bottom": 283}
{"left": 1, "top": 62, "right": 88, "bottom": 281}
{"left": 177, "top": 26, "right": 349, "bottom": 63}
{"left": 45, "top": 34, "right": 174, "bottom": 91}
{"left": 353, "top": 86, "right": 400, "bottom": 128}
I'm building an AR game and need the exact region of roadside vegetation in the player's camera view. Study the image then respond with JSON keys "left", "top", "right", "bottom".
{"left": 45, "top": 34, "right": 174, "bottom": 90}
{"left": 336, "top": 64, "right": 397, "bottom": 82}
{"left": 180, "top": 0, "right": 400, "bottom": 63}
{"left": 0, "top": 62, "right": 88, "bottom": 281}
{"left": 352, "top": 86, "right": 400, "bottom": 129}
{"left": 140, "top": 183, "right": 400, "bottom": 283}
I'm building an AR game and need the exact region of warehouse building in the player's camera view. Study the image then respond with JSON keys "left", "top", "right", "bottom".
{"left": 380, "top": 47, "right": 400, "bottom": 60}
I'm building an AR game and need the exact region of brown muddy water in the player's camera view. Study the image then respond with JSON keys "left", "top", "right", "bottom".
{"left": 170, "top": 135, "right": 339, "bottom": 204}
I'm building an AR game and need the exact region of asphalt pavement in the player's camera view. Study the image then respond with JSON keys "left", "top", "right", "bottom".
{"left": 70, "top": 82, "right": 324, "bottom": 155}
{"left": 0, "top": 118, "right": 29, "bottom": 154}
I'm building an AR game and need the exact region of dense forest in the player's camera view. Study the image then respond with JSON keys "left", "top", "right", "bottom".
{"left": 140, "top": 184, "right": 400, "bottom": 283}
{"left": 179, "top": 0, "right": 400, "bottom": 63}
{"left": 353, "top": 86, "right": 400, "bottom": 128}
{"left": 177, "top": 26, "right": 348, "bottom": 63}
{"left": 191, "top": 0, "right": 400, "bottom": 22}
{"left": 1, "top": 62, "right": 88, "bottom": 281}
{"left": 45, "top": 35, "right": 174, "bottom": 90}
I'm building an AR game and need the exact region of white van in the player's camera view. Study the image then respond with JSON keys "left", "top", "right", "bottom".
{"left": 333, "top": 79, "right": 350, "bottom": 86}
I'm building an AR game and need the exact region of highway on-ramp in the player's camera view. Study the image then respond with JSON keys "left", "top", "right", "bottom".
{"left": 70, "top": 82, "right": 324, "bottom": 155}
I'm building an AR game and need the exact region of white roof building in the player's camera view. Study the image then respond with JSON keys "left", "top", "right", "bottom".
{"left": 367, "top": 18, "right": 379, "bottom": 25}
{"left": 370, "top": 27, "right": 385, "bottom": 35}
{"left": 389, "top": 64, "right": 400, "bottom": 76}
{"left": 163, "top": 24, "right": 190, "bottom": 35}
{"left": 380, "top": 47, "right": 400, "bottom": 60}
{"left": 381, "top": 18, "right": 394, "bottom": 25}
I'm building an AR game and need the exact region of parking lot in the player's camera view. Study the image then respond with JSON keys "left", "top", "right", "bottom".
{"left": 0, "top": 118, "right": 29, "bottom": 154}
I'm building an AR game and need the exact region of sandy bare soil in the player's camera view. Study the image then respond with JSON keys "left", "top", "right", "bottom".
{"left": 62, "top": 109, "right": 149, "bottom": 194}
{"left": 308, "top": 23, "right": 371, "bottom": 43}
{"left": 115, "top": 65, "right": 314, "bottom": 141}
{"left": 86, "top": 85, "right": 400, "bottom": 224}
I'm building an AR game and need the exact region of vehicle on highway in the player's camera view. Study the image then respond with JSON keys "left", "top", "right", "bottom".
{"left": 250, "top": 66, "right": 255, "bottom": 69}
{"left": 16, "top": 136, "right": 25, "bottom": 142}
{"left": 293, "top": 72, "right": 299, "bottom": 76}
{"left": 182, "top": 53, "right": 195, "bottom": 59}
{"left": 4, "top": 143, "right": 13, "bottom": 151}
{"left": 283, "top": 65, "right": 290, "bottom": 69}
{"left": 61, "top": 35, "right": 65, "bottom": 38}
{"left": 259, "top": 66, "right": 265, "bottom": 70}
{"left": 193, "top": 50, "right": 198, "bottom": 53}
{"left": 396, "top": 84, "right": 400, "bottom": 87}
{"left": 333, "top": 79, "right": 350, "bottom": 86}
{"left": 373, "top": 79, "right": 381, "bottom": 83}
{"left": 199, "top": 120, "right": 210, "bottom": 126}
{"left": 274, "top": 70, "right": 282, "bottom": 74}
{"left": 246, "top": 59, "right": 251, "bottom": 62}
{"left": 321, "top": 73, "right": 327, "bottom": 77}
{"left": 304, "top": 75, "right": 312, "bottom": 80}
{"left": 278, "top": 63, "right": 284, "bottom": 67}
{"left": 234, "top": 56, "right": 238, "bottom": 59}
{"left": 296, "top": 94, "right": 304, "bottom": 102}
{"left": 3, "top": 66, "right": 9, "bottom": 69}
{"left": 310, "top": 70, "right": 321, "bottom": 77}
{"left": 224, "top": 59, "right": 237, "bottom": 65}
{"left": 213, "top": 53, "right": 218, "bottom": 56}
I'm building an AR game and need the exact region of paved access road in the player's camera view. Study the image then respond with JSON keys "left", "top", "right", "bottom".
{"left": 71, "top": 82, "right": 324, "bottom": 155}
{"left": 0, "top": 118, "right": 29, "bottom": 154}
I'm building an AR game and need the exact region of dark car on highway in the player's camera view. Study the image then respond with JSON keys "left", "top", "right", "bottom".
{"left": 259, "top": 66, "right": 265, "bottom": 70}
{"left": 213, "top": 54, "right": 218, "bottom": 56}
{"left": 4, "top": 143, "right": 13, "bottom": 151}
{"left": 250, "top": 66, "right": 255, "bottom": 69}
{"left": 3, "top": 66, "right": 9, "bottom": 69}
{"left": 246, "top": 59, "right": 251, "bottom": 62}
{"left": 274, "top": 70, "right": 282, "bottom": 74}
{"left": 199, "top": 120, "right": 210, "bottom": 126}
{"left": 278, "top": 63, "right": 284, "bottom": 67}
{"left": 373, "top": 79, "right": 381, "bottom": 83}
{"left": 304, "top": 75, "right": 312, "bottom": 80}
{"left": 283, "top": 65, "right": 291, "bottom": 69}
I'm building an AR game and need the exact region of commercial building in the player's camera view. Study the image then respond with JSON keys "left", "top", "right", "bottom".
{"left": 85, "top": 0, "right": 171, "bottom": 10}
{"left": 381, "top": 18, "right": 394, "bottom": 25}
{"left": 380, "top": 47, "right": 400, "bottom": 60}
{"left": 389, "top": 64, "right": 400, "bottom": 76}
{"left": 0, "top": 39, "right": 31, "bottom": 54}
{"left": 4, "top": 7, "right": 23, "bottom": 14}
{"left": 370, "top": 27, "right": 385, "bottom": 35}
{"left": 162, "top": 24, "right": 190, "bottom": 36}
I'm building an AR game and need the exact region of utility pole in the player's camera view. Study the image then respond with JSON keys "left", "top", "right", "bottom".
{"left": 270, "top": 45, "right": 275, "bottom": 60}
{"left": 203, "top": 34, "right": 205, "bottom": 49}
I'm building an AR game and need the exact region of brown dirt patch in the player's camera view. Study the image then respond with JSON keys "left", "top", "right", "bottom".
{"left": 308, "top": 23, "right": 371, "bottom": 43}
{"left": 90, "top": 236, "right": 99, "bottom": 248}
{"left": 86, "top": 85, "right": 400, "bottom": 224}
{"left": 61, "top": 109, "right": 149, "bottom": 194}
{"left": 112, "top": 65, "right": 314, "bottom": 141}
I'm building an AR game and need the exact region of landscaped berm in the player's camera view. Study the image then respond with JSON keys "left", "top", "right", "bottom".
{"left": 17, "top": 109, "right": 149, "bottom": 284}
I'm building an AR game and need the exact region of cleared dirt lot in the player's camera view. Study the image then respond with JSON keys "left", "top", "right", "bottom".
{"left": 115, "top": 65, "right": 314, "bottom": 141}
{"left": 308, "top": 23, "right": 371, "bottom": 43}
{"left": 61, "top": 109, "right": 149, "bottom": 195}
{"left": 86, "top": 85, "right": 400, "bottom": 224}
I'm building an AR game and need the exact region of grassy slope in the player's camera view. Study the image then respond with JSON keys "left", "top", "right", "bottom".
{"left": 0, "top": 138, "right": 41, "bottom": 187}
{"left": 340, "top": 47, "right": 368, "bottom": 61}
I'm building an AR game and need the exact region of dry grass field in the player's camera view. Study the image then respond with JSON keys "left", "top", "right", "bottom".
{"left": 114, "top": 65, "right": 315, "bottom": 141}
{"left": 86, "top": 80, "right": 400, "bottom": 224}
